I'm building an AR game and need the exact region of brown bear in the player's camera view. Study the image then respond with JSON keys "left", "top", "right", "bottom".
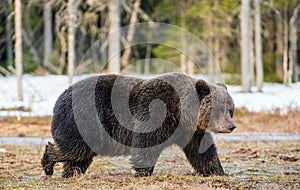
{"left": 41, "top": 73, "right": 235, "bottom": 178}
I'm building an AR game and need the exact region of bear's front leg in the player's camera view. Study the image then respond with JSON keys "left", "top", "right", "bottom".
{"left": 182, "top": 131, "right": 225, "bottom": 176}
{"left": 133, "top": 166, "right": 154, "bottom": 177}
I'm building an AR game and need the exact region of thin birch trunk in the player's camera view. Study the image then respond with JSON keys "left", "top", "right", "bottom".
{"left": 108, "top": 0, "right": 121, "bottom": 73}
{"left": 14, "top": 0, "right": 23, "bottom": 100}
{"left": 144, "top": 43, "right": 152, "bottom": 74}
{"left": 43, "top": 1, "right": 53, "bottom": 68}
{"left": 289, "top": 7, "right": 299, "bottom": 82}
{"left": 6, "top": 0, "right": 13, "bottom": 66}
{"left": 68, "top": 0, "right": 76, "bottom": 85}
{"left": 250, "top": 14, "right": 255, "bottom": 85}
{"left": 283, "top": 3, "right": 289, "bottom": 85}
{"left": 187, "top": 59, "right": 194, "bottom": 76}
{"left": 255, "top": 0, "right": 263, "bottom": 91}
{"left": 180, "top": 2, "right": 187, "bottom": 74}
{"left": 276, "top": 16, "right": 284, "bottom": 81}
{"left": 241, "top": 0, "right": 251, "bottom": 92}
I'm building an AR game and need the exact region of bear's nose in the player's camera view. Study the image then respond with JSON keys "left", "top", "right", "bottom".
{"left": 229, "top": 125, "right": 236, "bottom": 131}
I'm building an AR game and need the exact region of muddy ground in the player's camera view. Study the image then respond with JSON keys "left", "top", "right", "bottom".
{"left": 0, "top": 110, "right": 300, "bottom": 189}
{"left": 0, "top": 141, "right": 299, "bottom": 189}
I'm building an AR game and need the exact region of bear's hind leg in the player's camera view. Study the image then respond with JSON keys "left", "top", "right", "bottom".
{"left": 62, "top": 159, "right": 93, "bottom": 178}
{"left": 130, "top": 144, "right": 163, "bottom": 177}
{"left": 41, "top": 142, "right": 57, "bottom": 176}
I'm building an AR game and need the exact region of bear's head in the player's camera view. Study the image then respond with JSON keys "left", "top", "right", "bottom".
{"left": 195, "top": 80, "right": 236, "bottom": 133}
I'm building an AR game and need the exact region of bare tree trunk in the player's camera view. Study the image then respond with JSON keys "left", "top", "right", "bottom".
{"left": 180, "top": 50, "right": 187, "bottom": 73}
{"left": 255, "top": 0, "right": 263, "bottom": 91}
{"left": 214, "top": 36, "right": 220, "bottom": 79}
{"left": 250, "top": 14, "right": 255, "bottom": 86}
{"left": 67, "top": 0, "right": 76, "bottom": 85}
{"left": 180, "top": 4, "right": 187, "bottom": 74}
{"left": 144, "top": 43, "right": 152, "bottom": 74}
{"left": 241, "top": 0, "right": 251, "bottom": 92}
{"left": 208, "top": 50, "right": 214, "bottom": 82}
{"left": 289, "top": 7, "right": 299, "bottom": 82}
{"left": 14, "top": 0, "right": 23, "bottom": 100}
{"left": 283, "top": 3, "right": 289, "bottom": 85}
{"left": 207, "top": 18, "right": 214, "bottom": 82}
{"left": 296, "top": 37, "right": 300, "bottom": 82}
{"left": 6, "top": 0, "right": 13, "bottom": 66}
{"left": 208, "top": 0, "right": 221, "bottom": 83}
{"left": 187, "top": 59, "right": 194, "bottom": 75}
{"left": 54, "top": 4, "right": 67, "bottom": 75}
{"left": 121, "top": 0, "right": 141, "bottom": 69}
{"left": 108, "top": 0, "right": 121, "bottom": 73}
{"left": 276, "top": 16, "right": 284, "bottom": 81}
{"left": 43, "top": 1, "right": 53, "bottom": 68}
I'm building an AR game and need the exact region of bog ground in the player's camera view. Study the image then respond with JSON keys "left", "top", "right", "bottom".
{"left": 0, "top": 110, "right": 300, "bottom": 189}
{"left": 0, "top": 140, "right": 299, "bottom": 189}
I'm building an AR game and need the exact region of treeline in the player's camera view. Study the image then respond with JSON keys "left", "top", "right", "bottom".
{"left": 0, "top": 0, "right": 299, "bottom": 85}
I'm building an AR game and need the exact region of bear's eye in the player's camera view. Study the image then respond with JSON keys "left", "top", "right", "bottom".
{"left": 229, "top": 110, "right": 234, "bottom": 118}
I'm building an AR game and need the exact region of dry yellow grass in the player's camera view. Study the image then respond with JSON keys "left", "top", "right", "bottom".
{"left": 1, "top": 109, "right": 300, "bottom": 138}
{"left": 0, "top": 110, "right": 299, "bottom": 189}
{"left": 0, "top": 141, "right": 299, "bottom": 189}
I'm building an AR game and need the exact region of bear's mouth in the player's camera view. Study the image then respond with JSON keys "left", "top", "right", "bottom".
{"left": 206, "top": 124, "right": 236, "bottom": 133}
{"left": 218, "top": 125, "right": 236, "bottom": 133}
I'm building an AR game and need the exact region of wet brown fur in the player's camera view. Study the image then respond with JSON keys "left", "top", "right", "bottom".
{"left": 41, "top": 73, "right": 235, "bottom": 177}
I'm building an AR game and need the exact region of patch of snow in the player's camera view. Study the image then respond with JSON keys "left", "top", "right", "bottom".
{"left": 0, "top": 75, "right": 68, "bottom": 117}
{"left": 0, "top": 75, "right": 299, "bottom": 117}
{"left": 228, "top": 82, "right": 300, "bottom": 112}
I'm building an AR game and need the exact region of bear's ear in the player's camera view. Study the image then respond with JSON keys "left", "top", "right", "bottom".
{"left": 217, "top": 83, "right": 227, "bottom": 90}
{"left": 195, "top": 79, "right": 210, "bottom": 100}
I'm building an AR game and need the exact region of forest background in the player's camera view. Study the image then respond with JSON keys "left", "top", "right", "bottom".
{"left": 0, "top": 0, "right": 299, "bottom": 99}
